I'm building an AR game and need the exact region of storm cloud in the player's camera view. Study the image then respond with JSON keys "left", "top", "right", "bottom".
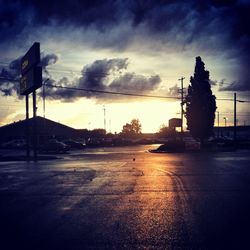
{"left": 0, "top": 0, "right": 249, "bottom": 91}
{"left": 45, "top": 58, "right": 162, "bottom": 102}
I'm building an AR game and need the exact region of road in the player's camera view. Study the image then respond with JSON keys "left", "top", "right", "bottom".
{"left": 0, "top": 145, "right": 250, "bottom": 249}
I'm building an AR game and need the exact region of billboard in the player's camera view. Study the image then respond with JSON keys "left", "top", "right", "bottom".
{"left": 21, "top": 42, "right": 40, "bottom": 75}
{"left": 169, "top": 118, "right": 182, "bottom": 128}
{"left": 20, "top": 42, "right": 42, "bottom": 95}
{"left": 20, "top": 67, "right": 42, "bottom": 95}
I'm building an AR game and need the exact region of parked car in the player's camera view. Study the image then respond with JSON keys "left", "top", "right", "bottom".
{"left": 39, "top": 140, "right": 70, "bottom": 153}
{"left": 150, "top": 139, "right": 185, "bottom": 153}
{"left": 0, "top": 139, "right": 26, "bottom": 149}
{"left": 63, "top": 140, "right": 86, "bottom": 150}
{"left": 208, "top": 137, "right": 234, "bottom": 146}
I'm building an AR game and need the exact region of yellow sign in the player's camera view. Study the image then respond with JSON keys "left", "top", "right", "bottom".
{"left": 21, "top": 60, "right": 29, "bottom": 71}
{"left": 20, "top": 76, "right": 27, "bottom": 92}
{"left": 20, "top": 42, "right": 41, "bottom": 95}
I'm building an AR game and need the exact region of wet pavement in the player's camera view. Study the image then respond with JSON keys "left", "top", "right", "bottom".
{"left": 0, "top": 145, "right": 250, "bottom": 249}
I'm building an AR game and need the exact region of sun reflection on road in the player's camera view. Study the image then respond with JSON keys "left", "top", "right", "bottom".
{"left": 110, "top": 153, "right": 187, "bottom": 245}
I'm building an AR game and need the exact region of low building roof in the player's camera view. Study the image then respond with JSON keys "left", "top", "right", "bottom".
{"left": 0, "top": 116, "right": 80, "bottom": 138}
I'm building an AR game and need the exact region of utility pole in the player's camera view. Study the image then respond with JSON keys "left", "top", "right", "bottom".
{"left": 217, "top": 111, "right": 220, "bottom": 138}
{"left": 224, "top": 117, "right": 227, "bottom": 127}
{"left": 43, "top": 78, "right": 49, "bottom": 118}
{"left": 43, "top": 84, "right": 45, "bottom": 118}
{"left": 103, "top": 105, "right": 106, "bottom": 131}
{"left": 33, "top": 91, "right": 37, "bottom": 160}
{"left": 234, "top": 92, "right": 237, "bottom": 143}
{"left": 109, "top": 119, "right": 111, "bottom": 133}
{"left": 178, "top": 77, "right": 185, "bottom": 134}
{"left": 25, "top": 94, "right": 30, "bottom": 159}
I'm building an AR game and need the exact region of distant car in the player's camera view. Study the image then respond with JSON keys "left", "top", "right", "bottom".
{"left": 1, "top": 139, "right": 26, "bottom": 149}
{"left": 209, "top": 137, "right": 234, "bottom": 146}
{"left": 39, "top": 140, "right": 70, "bottom": 153}
{"left": 63, "top": 140, "right": 86, "bottom": 150}
{"left": 150, "top": 140, "right": 185, "bottom": 153}
{"left": 207, "top": 137, "right": 235, "bottom": 151}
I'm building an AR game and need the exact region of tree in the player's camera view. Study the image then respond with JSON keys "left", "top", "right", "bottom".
{"left": 185, "top": 56, "right": 216, "bottom": 145}
{"left": 121, "top": 119, "right": 142, "bottom": 138}
{"left": 156, "top": 124, "right": 175, "bottom": 138}
{"left": 90, "top": 129, "right": 106, "bottom": 138}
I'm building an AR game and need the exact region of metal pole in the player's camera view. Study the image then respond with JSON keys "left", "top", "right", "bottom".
{"left": 223, "top": 117, "right": 227, "bottom": 137}
{"left": 234, "top": 93, "right": 237, "bottom": 143}
{"left": 217, "top": 111, "right": 219, "bottom": 138}
{"left": 103, "top": 105, "right": 106, "bottom": 131}
{"left": 33, "top": 91, "right": 37, "bottom": 160}
{"left": 178, "top": 77, "right": 185, "bottom": 138}
{"left": 43, "top": 83, "right": 45, "bottom": 118}
{"left": 42, "top": 78, "right": 49, "bottom": 119}
{"left": 25, "top": 94, "right": 30, "bottom": 159}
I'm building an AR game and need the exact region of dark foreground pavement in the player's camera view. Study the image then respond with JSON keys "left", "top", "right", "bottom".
{"left": 0, "top": 146, "right": 250, "bottom": 249}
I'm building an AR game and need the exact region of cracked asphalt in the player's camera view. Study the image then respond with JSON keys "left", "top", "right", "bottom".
{"left": 0, "top": 145, "right": 250, "bottom": 249}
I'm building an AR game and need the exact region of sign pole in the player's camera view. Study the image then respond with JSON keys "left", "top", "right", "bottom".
{"left": 25, "top": 94, "right": 30, "bottom": 159}
{"left": 20, "top": 42, "right": 42, "bottom": 161}
{"left": 234, "top": 93, "right": 237, "bottom": 145}
{"left": 33, "top": 90, "right": 37, "bottom": 160}
{"left": 178, "top": 77, "right": 185, "bottom": 141}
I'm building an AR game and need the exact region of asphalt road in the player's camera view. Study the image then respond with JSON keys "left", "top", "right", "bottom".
{"left": 0, "top": 145, "right": 250, "bottom": 249}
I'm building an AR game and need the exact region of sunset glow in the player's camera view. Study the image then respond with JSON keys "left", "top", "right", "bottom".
{"left": 1, "top": 0, "right": 249, "bottom": 131}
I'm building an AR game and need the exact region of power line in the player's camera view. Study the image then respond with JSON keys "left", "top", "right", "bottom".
{"left": 1, "top": 76, "right": 250, "bottom": 102}
{"left": 0, "top": 77, "right": 19, "bottom": 82}
{"left": 217, "top": 98, "right": 250, "bottom": 103}
{"left": 0, "top": 104, "right": 23, "bottom": 107}
{"left": 45, "top": 84, "right": 250, "bottom": 102}
{"left": 0, "top": 62, "right": 9, "bottom": 65}
{"left": 46, "top": 83, "right": 181, "bottom": 100}
{"left": 0, "top": 61, "right": 176, "bottom": 79}
{"left": 0, "top": 70, "right": 161, "bottom": 80}
{"left": 178, "top": 77, "right": 185, "bottom": 134}
{"left": 220, "top": 111, "right": 250, "bottom": 114}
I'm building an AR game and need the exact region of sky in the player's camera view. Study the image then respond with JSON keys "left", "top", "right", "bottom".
{"left": 0, "top": 0, "right": 250, "bottom": 132}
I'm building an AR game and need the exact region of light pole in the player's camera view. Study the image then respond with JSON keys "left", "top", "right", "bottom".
{"left": 178, "top": 77, "right": 185, "bottom": 134}
{"left": 217, "top": 111, "right": 220, "bottom": 137}
{"left": 43, "top": 78, "right": 50, "bottom": 118}
{"left": 103, "top": 105, "right": 106, "bottom": 131}
{"left": 224, "top": 117, "right": 227, "bottom": 127}
{"left": 223, "top": 117, "right": 227, "bottom": 136}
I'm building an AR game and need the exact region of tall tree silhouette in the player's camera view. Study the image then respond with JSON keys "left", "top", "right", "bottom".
{"left": 185, "top": 56, "right": 216, "bottom": 145}
{"left": 121, "top": 119, "right": 142, "bottom": 138}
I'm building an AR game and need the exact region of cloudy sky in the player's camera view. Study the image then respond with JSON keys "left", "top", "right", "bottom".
{"left": 0, "top": 0, "right": 250, "bottom": 132}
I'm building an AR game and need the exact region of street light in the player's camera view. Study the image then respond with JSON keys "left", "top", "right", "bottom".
{"left": 223, "top": 117, "right": 227, "bottom": 127}
{"left": 43, "top": 78, "right": 50, "bottom": 118}
{"left": 217, "top": 111, "right": 220, "bottom": 137}
{"left": 223, "top": 117, "right": 228, "bottom": 137}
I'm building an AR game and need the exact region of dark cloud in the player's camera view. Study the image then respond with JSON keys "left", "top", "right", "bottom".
{"left": 0, "top": 56, "right": 21, "bottom": 96}
{"left": 216, "top": 77, "right": 250, "bottom": 92}
{"left": 40, "top": 53, "right": 58, "bottom": 67}
{"left": 219, "top": 80, "right": 250, "bottom": 91}
{"left": 45, "top": 58, "right": 162, "bottom": 102}
{"left": 210, "top": 79, "right": 217, "bottom": 86}
{"left": 168, "top": 84, "right": 180, "bottom": 96}
{"left": 109, "top": 73, "right": 160, "bottom": 93}
{"left": 40, "top": 53, "right": 59, "bottom": 77}
{"left": 0, "top": 55, "right": 162, "bottom": 101}
{"left": 1, "top": 1, "right": 249, "bottom": 48}
{"left": 0, "top": 0, "right": 250, "bottom": 91}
